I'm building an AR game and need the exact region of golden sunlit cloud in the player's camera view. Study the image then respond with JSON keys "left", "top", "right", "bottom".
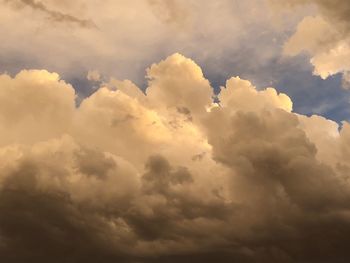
{"left": 280, "top": 0, "right": 350, "bottom": 87}
{"left": 1, "top": 54, "right": 350, "bottom": 262}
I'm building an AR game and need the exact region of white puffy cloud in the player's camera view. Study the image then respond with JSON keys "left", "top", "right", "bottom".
{"left": 219, "top": 76, "right": 292, "bottom": 112}
{"left": 1, "top": 54, "right": 350, "bottom": 262}
{"left": 0, "top": 70, "right": 75, "bottom": 146}
{"left": 146, "top": 53, "right": 213, "bottom": 117}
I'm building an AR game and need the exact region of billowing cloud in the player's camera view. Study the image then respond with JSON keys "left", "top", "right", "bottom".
{"left": 0, "top": 70, "right": 75, "bottom": 145}
{"left": 1, "top": 54, "right": 350, "bottom": 262}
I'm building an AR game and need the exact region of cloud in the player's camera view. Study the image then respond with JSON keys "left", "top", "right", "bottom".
{"left": 1, "top": 54, "right": 350, "bottom": 262}
{"left": 147, "top": 0, "right": 190, "bottom": 28}
{"left": 0, "top": 70, "right": 75, "bottom": 146}
{"left": 279, "top": 0, "right": 350, "bottom": 28}
{"left": 280, "top": 0, "right": 350, "bottom": 85}
{"left": 5, "top": 0, "right": 96, "bottom": 28}
{"left": 0, "top": 0, "right": 300, "bottom": 90}
{"left": 87, "top": 70, "right": 101, "bottom": 82}
{"left": 146, "top": 53, "right": 213, "bottom": 116}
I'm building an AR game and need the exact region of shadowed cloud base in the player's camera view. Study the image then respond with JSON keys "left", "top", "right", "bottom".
{"left": 0, "top": 54, "right": 350, "bottom": 262}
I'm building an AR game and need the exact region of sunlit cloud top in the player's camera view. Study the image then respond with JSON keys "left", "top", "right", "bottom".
{"left": 2, "top": 1, "right": 350, "bottom": 262}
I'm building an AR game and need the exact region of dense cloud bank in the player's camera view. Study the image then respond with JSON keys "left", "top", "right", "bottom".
{"left": 1, "top": 54, "right": 350, "bottom": 262}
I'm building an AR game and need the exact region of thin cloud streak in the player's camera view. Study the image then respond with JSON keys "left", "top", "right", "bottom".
{"left": 5, "top": 0, "right": 97, "bottom": 28}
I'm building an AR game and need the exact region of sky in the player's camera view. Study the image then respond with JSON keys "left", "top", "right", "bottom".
{"left": 1, "top": 0, "right": 350, "bottom": 262}
{"left": 2, "top": 0, "right": 350, "bottom": 122}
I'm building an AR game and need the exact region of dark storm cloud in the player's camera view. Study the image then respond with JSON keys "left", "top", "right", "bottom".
{"left": 0, "top": 158, "right": 128, "bottom": 262}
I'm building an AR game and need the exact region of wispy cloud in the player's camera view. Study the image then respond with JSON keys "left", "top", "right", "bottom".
{"left": 5, "top": 0, "right": 96, "bottom": 28}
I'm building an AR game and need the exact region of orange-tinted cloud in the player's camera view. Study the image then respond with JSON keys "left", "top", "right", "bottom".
{"left": 1, "top": 54, "right": 350, "bottom": 262}
{"left": 4, "top": 0, "right": 96, "bottom": 28}
{"left": 280, "top": 0, "right": 350, "bottom": 87}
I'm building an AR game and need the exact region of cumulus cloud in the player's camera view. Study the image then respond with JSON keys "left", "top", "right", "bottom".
{"left": 280, "top": 0, "right": 350, "bottom": 86}
{"left": 0, "top": 70, "right": 75, "bottom": 145}
{"left": 1, "top": 54, "right": 350, "bottom": 262}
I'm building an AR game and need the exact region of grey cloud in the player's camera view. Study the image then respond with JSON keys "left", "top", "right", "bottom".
{"left": 280, "top": 0, "right": 350, "bottom": 47}
{"left": 142, "top": 155, "right": 193, "bottom": 191}
{"left": 206, "top": 108, "right": 349, "bottom": 209}
{"left": 5, "top": 0, "right": 96, "bottom": 28}
{"left": 202, "top": 107, "right": 350, "bottom": 262}
{"left": 0, "top": 161, "right": 127, "bottom": 262}
{"left": 286, "top": 0, "right": 350, "bottom": 27}
{"left": 75, "top": 147, "right": 117, "bottom": 179}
